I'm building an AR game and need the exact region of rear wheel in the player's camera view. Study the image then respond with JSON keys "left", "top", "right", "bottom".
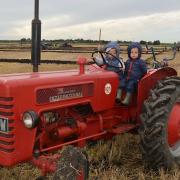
{"left": 53, "top": 146, "right": 89, "bottom": 180}
{"left": 139, "top": 76, "right": 180, "bottom": 169}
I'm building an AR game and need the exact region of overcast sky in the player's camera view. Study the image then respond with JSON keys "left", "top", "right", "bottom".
{"left": 0, "top": 0, "right": 180, "bottom": 42}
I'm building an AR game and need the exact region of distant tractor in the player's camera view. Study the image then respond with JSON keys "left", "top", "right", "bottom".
{"left": 61, "top": 42, "right": 72, "bottom": 48}
{"left": 0, "top": 1, "right": 179, "bottom": 179}
{"left": 41, "top": 42, "right": 53, "bottom": 50}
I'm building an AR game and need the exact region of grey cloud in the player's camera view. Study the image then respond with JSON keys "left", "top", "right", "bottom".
{"left": 40, "top": 0, "right": 180, "bottom": 27}
{"left": 0, "top": 0, "right": 180, "bottom": 40}
{"left": 1, "top": 0, "right": 180, "bottom": 24}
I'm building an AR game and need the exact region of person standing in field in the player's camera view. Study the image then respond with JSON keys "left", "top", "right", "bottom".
{"left": 117, "top": 42, "right": 147, "bottom": 105}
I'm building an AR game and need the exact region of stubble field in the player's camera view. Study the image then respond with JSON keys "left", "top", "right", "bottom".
{"left": 0, "top": 49, "right": 179, "bottom": 180}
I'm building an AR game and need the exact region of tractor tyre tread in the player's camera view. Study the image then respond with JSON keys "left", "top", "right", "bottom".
{"left": 139, "top": 76, "right": 180, "bottom": 170}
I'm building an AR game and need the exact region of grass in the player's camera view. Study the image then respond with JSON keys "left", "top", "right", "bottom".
{"left": 0, "top": 134, "right": 180, "bottom": 179}
{"left": 87, "top": 134, "right": 180, "bottom": 180}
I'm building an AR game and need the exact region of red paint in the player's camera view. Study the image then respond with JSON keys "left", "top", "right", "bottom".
{"left": 32, "top": 154, "right": 60, "bottom": 175}
{"left": 168, "top": 103, "right": 180, "bottom": 146}
{"left": 77, "top": 57, "right": 86, "bottom": 74}
{"left": 40, "top": 131, "right": 107, "bottom": 153}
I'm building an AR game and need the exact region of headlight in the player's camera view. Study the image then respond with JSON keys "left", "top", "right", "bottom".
{"left": 22, "top": 111, "right": 39, "bottom": 129}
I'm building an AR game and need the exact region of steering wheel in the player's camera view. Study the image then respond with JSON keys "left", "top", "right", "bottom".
{"left": 91, "top": 50, "right": 125, "bottom": 69}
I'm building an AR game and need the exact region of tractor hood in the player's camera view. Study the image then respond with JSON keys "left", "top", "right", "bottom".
{"left": 0, "top": 67, "right": 119, "bottom": 114}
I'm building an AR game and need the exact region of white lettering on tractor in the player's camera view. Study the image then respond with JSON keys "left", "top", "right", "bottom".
{"left": 49, "top": 92, "right": 83, "bottom": 102}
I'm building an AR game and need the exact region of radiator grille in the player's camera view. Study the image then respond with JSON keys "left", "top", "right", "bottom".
{"left": 0, "top": 97, "right": 15, "bottom": 153}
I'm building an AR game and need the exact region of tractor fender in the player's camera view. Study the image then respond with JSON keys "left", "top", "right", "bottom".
{"left": 137, "top": 67, "right": 177, "bottom": 121}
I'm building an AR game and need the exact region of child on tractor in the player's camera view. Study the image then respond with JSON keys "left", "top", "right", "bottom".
{"left": 94, "top": 41, "right": 124, "bottom": 71}
{"left": 93, "top": 41, "right": 125, "bottom": 100}
{"left": 103, "top": 41, "right": 124, "bottom": 72}
{"left": 117, "top": 42, "right": 147, "bottom": 105}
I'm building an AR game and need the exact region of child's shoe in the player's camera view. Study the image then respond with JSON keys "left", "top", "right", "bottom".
{"left": 121, "top": 92, "right": 132, "bottom": 105}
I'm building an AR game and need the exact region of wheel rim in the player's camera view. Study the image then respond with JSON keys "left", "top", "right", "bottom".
{"left": 168, "top": 102, "right": 180, "bottom": 157}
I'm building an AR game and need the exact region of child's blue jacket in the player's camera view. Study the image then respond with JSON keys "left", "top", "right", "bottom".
{"left": 125, "top": 42, "right": 147, "bottom": 81}
{"left": 124, "top": 59, "right": 147, "bottom": 81}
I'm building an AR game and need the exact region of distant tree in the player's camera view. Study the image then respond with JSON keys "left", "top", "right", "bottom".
{"left": 20, "top": 38, "right": 27, "bottom": 46}
{"left": 140, "top": 40, "right": 147, "bottom": 45}
{"left": 153, "top": 40, "right": 161, "bottom": 45}
{"left": 21, "top": 38, "right": 26, "bottom": 41}
{"left": 20, "top": 38, "right": 27, "bottom": 43}
{"left": 74, "top": 38, "right": 84, "bottom": 43}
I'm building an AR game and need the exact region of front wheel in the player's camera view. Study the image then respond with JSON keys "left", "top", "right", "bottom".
{"left": 139, "top": 76, "right": 180, "bottom": 170}
{"left": 53, "top": 146, "right": 89, "bottom": 180}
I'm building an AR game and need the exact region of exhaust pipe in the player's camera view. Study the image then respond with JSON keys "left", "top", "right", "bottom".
{"left": 31, "top": 0, "right": 41, "bottom": 72}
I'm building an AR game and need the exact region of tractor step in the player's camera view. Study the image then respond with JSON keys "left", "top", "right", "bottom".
{"left": 111, "top": 124, "right": 137, "bottom": 134}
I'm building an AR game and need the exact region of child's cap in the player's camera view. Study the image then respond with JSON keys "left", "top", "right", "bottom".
{"left": 104, "top": 41, "right": 120, "bottom": 57}
{"left": 127, "top": 42, "right": 142, "bottom": 59}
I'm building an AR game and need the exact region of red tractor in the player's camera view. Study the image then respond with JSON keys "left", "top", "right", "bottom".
{"left": 0, "top": 1, "right": 180, "bottom": 179}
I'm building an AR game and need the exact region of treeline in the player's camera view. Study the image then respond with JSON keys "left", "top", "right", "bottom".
{"left": 139, "top": 40, "right": 161, "bottom": 45}
{"left": 0, "top": 38, "right": 172, "bottom": 46}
